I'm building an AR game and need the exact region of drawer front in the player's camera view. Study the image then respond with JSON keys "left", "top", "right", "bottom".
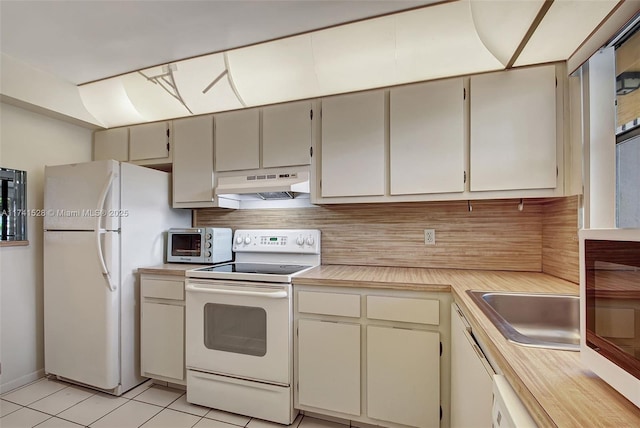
{"left": 367, "top": 296, "right": 439, "bottom": 325}
{"left": 142, "top": 279, "right": 184, "bottom": 300}
{"left": 298, "top": 291, "right": 361, "bottom": 318}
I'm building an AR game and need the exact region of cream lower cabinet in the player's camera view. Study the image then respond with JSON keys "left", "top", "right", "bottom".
{"left": 297, "top": 319, "right": 361, "bottom": 415}
{"left": 140, "top": 274, "right": 186, "bottom": 384}
{"left": 367, "top": 326, "right": 440, "bottom": 428}
{"left": 295, "top": 286, "right": 450, "bottom": 428}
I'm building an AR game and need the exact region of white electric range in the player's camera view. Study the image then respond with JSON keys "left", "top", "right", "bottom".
{"left": 185, "top": 229, "right": 321, "bottom": 425}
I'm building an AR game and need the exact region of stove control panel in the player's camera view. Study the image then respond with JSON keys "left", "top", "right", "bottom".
{"left": 233, "top": 229, "right": 321, "bottom": 254}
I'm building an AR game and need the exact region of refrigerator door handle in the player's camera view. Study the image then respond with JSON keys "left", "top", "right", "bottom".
{"left": 95, "top": 171, "right": 114, "bottom": 231}
{"left": 96, "top": 171, "right": 116, "bottom": 292}
{"left": 96, "top": 229, "right": 116, "bottom": 292}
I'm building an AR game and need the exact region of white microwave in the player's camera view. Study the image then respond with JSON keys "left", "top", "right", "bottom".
{"left": 580, "top": 228, "right": 640, "bottom": 408}
{"left": 166, "top": 227, "right": 232, "bottom": 264}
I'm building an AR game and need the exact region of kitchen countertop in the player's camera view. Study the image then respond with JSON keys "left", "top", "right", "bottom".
{"left": 138, "top": 263, "right": 204, "bottom": 276}
{"left": 294, "top": 265, "right": 640, "bottom": 427}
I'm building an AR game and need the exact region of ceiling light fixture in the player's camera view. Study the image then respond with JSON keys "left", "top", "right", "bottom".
{"left": 139, "top": 64, "right": 193, "bottom": 114}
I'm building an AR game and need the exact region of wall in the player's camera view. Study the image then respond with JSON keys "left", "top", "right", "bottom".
{"left": 0, "top": 102, "right": 92, "bottom": 393}
{"left": 0, "top": 53, "right": 102, "bottom": 128}
{"left": 198, "top": 199, "right": 549, "bottom": 272}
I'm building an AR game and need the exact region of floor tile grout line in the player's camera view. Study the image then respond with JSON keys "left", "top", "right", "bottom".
{"left": 25, "top": 389, "right": 99, "bottom": 418}
{"left": 80, "top": 394, "right": 144, "bottom": 427}
{"left": 130, "top": 388, "right": 185, "bottom": 408}
{"left": 0, "top": 377, "right": 56, "bottom": 398}
{"left": 131, "top": 403, "right": 164, "bottom": 428}
{"left": 1, "top": 383, "right": 71, "bottom": 407}
{"left": 0, "top": 398, "right": 24, "bottom": 418}
{"left": 189, "top": 415, "right": 206, "bottom": 428}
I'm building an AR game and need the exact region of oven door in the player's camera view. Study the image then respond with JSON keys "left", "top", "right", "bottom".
{"left": 185, "top": 279, "right": 291, "bottom": 385}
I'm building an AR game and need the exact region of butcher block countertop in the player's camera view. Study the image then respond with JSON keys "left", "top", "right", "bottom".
{"left": 294, "top": 265, "right": 640, "bottom": 427}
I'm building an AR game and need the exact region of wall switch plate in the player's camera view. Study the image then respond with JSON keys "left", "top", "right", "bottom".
{"left": 424, "top": 229, "right": 435, "bottom": 245}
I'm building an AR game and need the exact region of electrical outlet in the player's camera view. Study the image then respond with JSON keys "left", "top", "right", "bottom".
{"left": 424, "top": 229, "right": 435, "bottom": 245}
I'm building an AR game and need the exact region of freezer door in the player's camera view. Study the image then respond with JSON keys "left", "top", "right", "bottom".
{"left": 44, "top": 160, "right": 120, "bottom": 231}
{"left": 44, "top": 230, "right": 120, "bottom": 390}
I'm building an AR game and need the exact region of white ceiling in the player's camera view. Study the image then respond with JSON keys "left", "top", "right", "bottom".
{"left": 0, "top": 0, "right": 437, "bottom": 85}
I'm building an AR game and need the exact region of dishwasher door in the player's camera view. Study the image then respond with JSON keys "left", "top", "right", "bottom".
{"left": 450, "top": 303, "right": 495, "bottom": 428}
{"left": 492, "top": 375, "right": 537, "bottom": 428}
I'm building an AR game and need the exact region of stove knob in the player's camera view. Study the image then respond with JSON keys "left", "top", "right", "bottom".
{"left": 306, "top": 236, "right": 315, "bottom": 246}
{"left": 206, "top": 251, "right": 212, "bottom": 257}
{"left": 206, "top": 242, "right": 212, "bottom": 248}
{"left": 296, "top": 235, "right": 305, "bottom": 246}
{"left": 206, "top": 233, "right": 212, "bottom": 239}
{"left": 235, "top": 235, "right": 243, "bottom": 245}
{"left": 244, "top": 236, "right": 252, "bottom": 245}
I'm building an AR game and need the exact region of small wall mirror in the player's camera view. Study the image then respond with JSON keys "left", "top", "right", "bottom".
{"left": 1, "top": 167, "right": 27, "bottom": 242}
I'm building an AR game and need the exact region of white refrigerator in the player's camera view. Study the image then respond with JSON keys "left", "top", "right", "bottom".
{"left": 43, "top": 160, "right": 190, "bottom": 395}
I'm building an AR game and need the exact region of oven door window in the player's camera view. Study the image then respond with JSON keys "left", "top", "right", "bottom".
{"left": 203, "top": 303, "right": 267, "bottom": 357}
{"left": 171, "top": 234, "right": 202, "bottom": 257}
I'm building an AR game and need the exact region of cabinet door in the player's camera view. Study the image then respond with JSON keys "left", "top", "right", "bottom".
{"left": 367, "top": 325, "right": 440, "bottom": 428}
{"left": 141, "top": 301, "right": 184, "bottom": 381}
{"left": 173, "top": 115, "right": 214, "bottom": 204}
{"left": 390, "top": 78, "right": 465, "bottom": 195}
{"left": 94, "top": 128, "right": 129, "bottom": 162}
{"left": 263, "top": 101, "right": 312, "bottom": 168}
{"left": 321, "top": 91, "right": 385, "bottom": 197}
{"left": 297, "top": 319, "right": 360, "bottom": 416}
{"left": 470, "top": 65, "right": 557, "bottom": 191}
{"left": 451, "top": 304, "right": 494, "bottom": 428}
{"left": 129, "top": 121, "right": 170, "bottom": 162}
{"left": 214, "top": 109, "right": 260, "bottom": 172}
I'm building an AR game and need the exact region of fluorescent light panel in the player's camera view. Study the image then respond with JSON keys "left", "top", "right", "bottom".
{"left": 79, "top": 0, "right": 620, "bottom": 128}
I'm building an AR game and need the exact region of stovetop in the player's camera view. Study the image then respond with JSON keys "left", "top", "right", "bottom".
{"left": 194, "top": 262, "right": 312, "bottom": 275}
{"left": 186, "top": 261, "right": 317, "bottom": 283}
{"left": 187, "top": 229, "right": 321, "bottom": 283}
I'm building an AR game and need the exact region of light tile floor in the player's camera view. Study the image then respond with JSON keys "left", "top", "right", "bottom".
{"left": 0, "top": 378, "right": 349, "bottom": 428}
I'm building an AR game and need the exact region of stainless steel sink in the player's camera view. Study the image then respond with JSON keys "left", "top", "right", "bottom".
{"left": 466, "top": 290, "right": 580, "bottom": 351}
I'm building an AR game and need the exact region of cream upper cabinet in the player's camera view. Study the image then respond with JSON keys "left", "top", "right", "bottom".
{"left": 390, "top": 78, "right": 465, "bottom": 195}
{"left": 214, "top": 108, "right": 260, "bottom": 172}
{"left": 321, "top": 90, "right": 385, "bottom": 197}
{"left": 262, "top": 101, "right": 312, "bottom": 168}
{"left": 173, "top": 115, "right": 214, "bottom": 206}
{"left": 470, "top": 65, "right": 557, "bottom": 192}
{"left": 129, "top": 121, "right": 172, "bottom": 164}
{"left": 94, "top": 128, "right": 129, "bottom": 162}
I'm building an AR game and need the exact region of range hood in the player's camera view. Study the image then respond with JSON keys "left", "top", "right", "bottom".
{"left": 215, "top": 170, "right": 310, "bottom": 200}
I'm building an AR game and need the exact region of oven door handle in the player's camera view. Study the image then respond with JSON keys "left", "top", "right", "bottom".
{"left": 186, "top": 283, "right": 288, "bottom": 299}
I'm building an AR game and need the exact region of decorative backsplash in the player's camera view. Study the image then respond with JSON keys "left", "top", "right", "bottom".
{"left": 195, "top": 196, "right": 579, "bottom": 282}
{"left": 541, "top": 196, "right": 580, "bottom": 283}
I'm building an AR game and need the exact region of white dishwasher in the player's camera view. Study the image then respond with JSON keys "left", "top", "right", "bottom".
{"left": 492, "top": 375, "right": 537, "bottom": 428}
{"left": 450, "top": 302, "right": 496, "bottom": 427}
